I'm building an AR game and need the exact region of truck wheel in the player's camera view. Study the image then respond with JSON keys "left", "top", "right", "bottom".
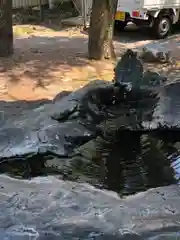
{"left": 152, "top": 16, "right": 172, "bottom": 39}
{"left": 114, "top": 20, "right": 127, "bottom": 31}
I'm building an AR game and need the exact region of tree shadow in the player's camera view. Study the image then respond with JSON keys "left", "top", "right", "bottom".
{"left": 0, "top": 24, "right": 180, "bottom": 100}
{"left": 0, "top": 30, "right": 115, "bottom": 100}
{"left": 0, "top": 35, "right": 90, "bottom": 90}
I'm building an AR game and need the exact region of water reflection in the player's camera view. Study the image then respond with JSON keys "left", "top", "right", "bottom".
{"left": 0, "top": 131, "right": 180, "bottom": 196}
{"left": 104, "top": 131, "right": 179, "bottom": 195}
{"left": 71, "top": 131, "right": 180, "bottom": 196}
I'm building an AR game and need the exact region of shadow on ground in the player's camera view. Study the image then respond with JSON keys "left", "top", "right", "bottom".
{"left": 8, "top": 31, "right": 180, "bottom": 82}
{"left": 0, "top": 34, "right": 93, "bottom": 100}
{"left": 0, "top": 24, "right": 180, "bottom": 100}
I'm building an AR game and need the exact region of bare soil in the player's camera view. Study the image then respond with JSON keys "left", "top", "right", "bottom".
{"left": 0, "top": 23, "right": 180, "bottom": 101}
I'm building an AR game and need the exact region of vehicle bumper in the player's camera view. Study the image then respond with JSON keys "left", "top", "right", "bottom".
{"left": 115, "top": 9, "right": 149, "bottom": 22}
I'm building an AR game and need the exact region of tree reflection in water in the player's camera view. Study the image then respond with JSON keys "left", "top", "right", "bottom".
{"left": 0, "top": 131, "right": 179, "bottom": 196}
{"left": 104, "top": 131, "right": 179, "bottom": 195}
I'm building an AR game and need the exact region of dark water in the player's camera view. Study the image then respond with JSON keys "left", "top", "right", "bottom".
{"left": 70, "top": 130, "right": 180, "bottom": 196}
{"left": 103, "top": 131, "right": 180, "bottom": 195}
{"left": 0, "top": 130, "right": 180, "bottom": 196}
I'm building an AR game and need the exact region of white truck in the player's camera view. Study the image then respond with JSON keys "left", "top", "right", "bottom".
{"left": 114, "top": 0, "right": 180, "bottom": 38}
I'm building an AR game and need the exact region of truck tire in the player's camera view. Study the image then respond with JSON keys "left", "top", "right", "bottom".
{"left": 114, "top": 20, "right": 127, "bottom": 31}
{"left": 152, "top": 16, "right": 172, "bottom": 39}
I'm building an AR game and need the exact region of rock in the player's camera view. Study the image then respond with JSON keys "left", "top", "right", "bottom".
{"left": 143, "top": 70, "right": 167, "bottom": 87}
{"left": 52, "top": 90, "right": 72, "bottom": 103}
{"left": 113, "top": 50, "right": 180, "bottom": 130}
{"left": 0, "top": 175, "right": 180, "bottom": 239}
{"left": 114, "top": 49, "right": 144, "bottom": 90}
{"left": 44, "top": 157, "right": 74, "bottom": 178}
{"left": 0, "top": 80, "right": 117, "bottom": 164}
{"left": 120, "top": 80, "right": 180, "bottom": 130}
{"left": 142, "top": 81, "right": 180, "bottom": 129}
{"left": 139, "top": 45, "right": 172, "bottom": 63}
{"left": 38, "top": 120, "right": 95, "bottom": 156}
{"left": 114, "top": 50, "right": 167, "bottom": 90}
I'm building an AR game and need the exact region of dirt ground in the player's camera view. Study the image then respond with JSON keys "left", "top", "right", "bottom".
{"left": 0, "top": 23, "right": 180, "bottom": 101}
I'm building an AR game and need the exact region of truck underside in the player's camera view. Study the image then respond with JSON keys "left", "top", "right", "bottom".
{"left": 115, "top": 0, "right": 180, "bottom": 39}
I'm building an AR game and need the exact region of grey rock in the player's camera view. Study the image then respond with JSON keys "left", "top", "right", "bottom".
{"left": 0, "top": 175, "right": 180, "bottom": 239}
{"left": 139, "top": 46, "right": 172, "bottom": 63}
{"left": 142, "top": 81, "right": 180, "bottom": 129}
{"left": 52, "top": 90, "right": 72, "bottom": 103}
{"left": 142, "top": 70, "right": 167, "bottom": 88}
{"left": 0, "top": 80, "right": 115, "bottom": 163}
{"left": 0, "top": 127, "right": 39, "bottom": 159}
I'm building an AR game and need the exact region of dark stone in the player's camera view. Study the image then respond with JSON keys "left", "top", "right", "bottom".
{"left": 114, "top": 49, "right": 144, "bottom": 90}
{"left": 0, "top": 80, "right": 117, "bottom": 164}
{"left": 114, "top": 49, "right": 166, "bottom": 90}
{"left": 52, "top": 90, "right": 72, "bottom": 103}
{"left": 113, "top": 50, "right": 180, "bottom": 130}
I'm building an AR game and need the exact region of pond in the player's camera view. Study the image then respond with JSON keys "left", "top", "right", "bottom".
{"left": 0, "top": 130, "right": 180, "bottom": 197}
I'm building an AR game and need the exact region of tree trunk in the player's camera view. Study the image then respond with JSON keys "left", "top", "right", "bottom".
{"left": 88, "top": 0, "right": 117, "bottom": 60}
{"left": 0, "top": 0, "right": 13, "bottom": 57}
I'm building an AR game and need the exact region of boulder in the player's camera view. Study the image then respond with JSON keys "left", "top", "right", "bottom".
{"left": 0, "top": 175, "right": 180, "bottom": 239}
{"left": 139, "top": 44, "right": 172, "bottom": 63}
{"left": 0, "top": 80, "right": 118, "bottom": 164}
{"left": 114, "top": 49, "right": 180, "bottom": 130}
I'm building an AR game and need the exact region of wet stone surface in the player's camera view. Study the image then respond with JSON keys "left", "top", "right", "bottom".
{"left": 0, "top": 50, "right": 180, "bottom": 238}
